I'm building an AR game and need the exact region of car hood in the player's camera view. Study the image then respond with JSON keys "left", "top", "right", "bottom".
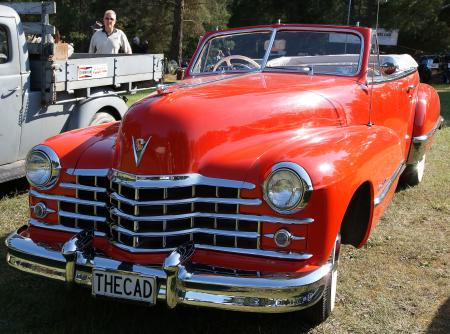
{"left": 114, "top": 72, "right": 358, "bottom": 178}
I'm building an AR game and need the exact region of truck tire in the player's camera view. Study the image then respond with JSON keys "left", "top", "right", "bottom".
{"left": 400, "top": 155, "right": 426, "bottom": 187}
{"left": 89, "top": 111, "right": 116, "bottom": 126}
{"left": 301, "top": 236, "right": 340, "bottom": 326}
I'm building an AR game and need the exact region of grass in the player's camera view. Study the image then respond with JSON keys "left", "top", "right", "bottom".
{"left": 0, "top": 86, "right": 449, "bottom": 333}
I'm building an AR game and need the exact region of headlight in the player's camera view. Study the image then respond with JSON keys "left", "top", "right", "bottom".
{"left": 263, "top": 162, "right": 313, "bottom": 213}
{"left": 25, "top": 145, "right": 60, "bottom": 189}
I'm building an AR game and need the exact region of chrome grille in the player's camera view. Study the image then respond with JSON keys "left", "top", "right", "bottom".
{"left": 109, "top": 171, "right": 261, "bottom": 251}
{"left": 34, "top": 169, "right": 314, "bottom": 259}
{"left": 58, "top": 174, "right": 110, "bottom": 233}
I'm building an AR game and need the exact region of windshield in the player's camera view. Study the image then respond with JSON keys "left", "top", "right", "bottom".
{"left": 191, "top": 29, "right": 363, "bottom": 76}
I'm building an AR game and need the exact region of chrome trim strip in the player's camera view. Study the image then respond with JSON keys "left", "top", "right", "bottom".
{"left": 374, "top": 161, "right": 406, "bottom": 206}
{"left": 65, "top": 169, "right": 109, "bottom": 177}
{"left": 30, "top": 190, "right": 107, "bottom": 207}
{"left": 111, "top": 170, "right": 256, "bottom": 190}
{"left": 28, "top": 219, "right": 106, "bottom": 237}
{"left": 196, "top": 244, "right": 313, "bottom": 260}
{"left": 260, "top": 29, "right": 277, "bottom": 69}
{"left": 111, "top": 208, "right": 314, "bottom": 225}
{"left": 112, "top": 225, "right": 258, "bottom": 239}
{"left": 60, "top": 182, "right": 107, "bottom": 193}
{"left": 59, "top": 210, "right": 107, "bottom": 223}
{"left": 263, "top": 233, "right": 305, "bottom": 241}
{"left": 407, "top": 116, "right": 444, "bottom": 165}
{"left": 369, "top": 68, "right": 417, "bottom": 84}
{"left": 412, "top": 116, "right": 444, "bottom": 143}
{"left": 110, "top": 192, "right": 261, "bottom": 206}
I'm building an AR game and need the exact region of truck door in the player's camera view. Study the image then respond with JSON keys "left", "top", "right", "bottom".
{"left": 0, "top": 17, "right": 23, "bottom": 165}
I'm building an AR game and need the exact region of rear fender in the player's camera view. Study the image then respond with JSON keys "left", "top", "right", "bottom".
{"left": 243, "top": 125, "right": 403, "bottom": 264}
{"left": 67, "top": 89, "right": 128, "bottom": 130}
{"left": 407, "top": 83, "right": 442, "bottom": 164}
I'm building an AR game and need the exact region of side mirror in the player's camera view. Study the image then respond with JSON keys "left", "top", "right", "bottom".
{"left": 380, "top": 62, "right": 397, "bottom": 75}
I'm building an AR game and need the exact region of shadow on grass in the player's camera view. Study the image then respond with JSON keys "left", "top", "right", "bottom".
{"left": 427, "top": 297, "right": 450, "bottom": 333}
{"left": 0, "top": 232, "right": 317, "bottom": 334}
{"left": 0, "top": 177, "right": 28, "bottom": 199}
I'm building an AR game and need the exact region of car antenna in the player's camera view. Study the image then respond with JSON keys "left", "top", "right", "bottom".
{"left": 368, "top": 0, "right": 382, "bottom": 128}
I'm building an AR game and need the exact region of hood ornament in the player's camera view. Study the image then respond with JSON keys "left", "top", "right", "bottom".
{"left": 132, "top": 136, "right": 152, "bottom": 167}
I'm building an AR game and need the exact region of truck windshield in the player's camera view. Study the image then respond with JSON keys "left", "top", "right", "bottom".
{"left": 191, "top": 29, "right": 363, "bottom": 76}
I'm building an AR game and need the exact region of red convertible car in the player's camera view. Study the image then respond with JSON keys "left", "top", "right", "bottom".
{"left": 6, "top": 24, "right": 442, "bottom": 324}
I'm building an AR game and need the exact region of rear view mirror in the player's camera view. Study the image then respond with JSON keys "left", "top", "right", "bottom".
{"left": 380, "top": 62, "right": 397, "bottom": 75}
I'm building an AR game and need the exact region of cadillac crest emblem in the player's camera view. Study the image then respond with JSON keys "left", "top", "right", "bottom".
{"left": 132, "top": 136, "right": 151, "bottom": 166}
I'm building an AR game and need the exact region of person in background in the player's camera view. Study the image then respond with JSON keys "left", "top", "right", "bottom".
{"left": 131, "top": 36, "right": 149, "bottom": 54}
{"left": 131, "top": 36, "right": 143, "bottom": 53}
{"left": 89, "top": 10, "right": 132, "bottom": 54}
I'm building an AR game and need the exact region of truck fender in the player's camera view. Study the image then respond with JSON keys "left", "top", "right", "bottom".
{"left": 66, "top": 89, "right": 128, "bottom": 130}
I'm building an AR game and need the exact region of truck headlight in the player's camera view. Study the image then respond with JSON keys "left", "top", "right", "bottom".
{"left": 25, "top": 145, "right": 60, "bottom": 189}
{"left": 263, "top": 162, "right": 313, "bottom": 213}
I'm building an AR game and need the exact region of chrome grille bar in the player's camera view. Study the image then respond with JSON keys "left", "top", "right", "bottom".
{"left": 111, "top": 208, "right": 314, "bottom": 225}
{"left": 111, "top": 192, "right": 261, "bottom": 207}
{"left": 60, "top": 210, "right": 107, "bottom": 222}
{"left": 30, "top": 190, "right": 106, "bottom": 207}
{"left": 60, "top": 182, "right": 107, "bottom": 192}
{"left": 112, "top": 225, "right": 259, "bottom": 238}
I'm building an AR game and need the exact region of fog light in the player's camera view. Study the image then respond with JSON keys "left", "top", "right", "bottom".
{"left": 274, "top": 229, "right": 292, "bottom": 248}
{"left": 33, "top": 202, "right": 48, "bottom": 218}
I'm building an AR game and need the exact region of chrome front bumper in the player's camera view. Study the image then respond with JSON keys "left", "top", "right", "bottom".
{"left": 6, "top": 226, "right": 330, "bottom": 313}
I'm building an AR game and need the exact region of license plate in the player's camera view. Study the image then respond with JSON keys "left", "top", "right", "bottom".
{"left": 92, "top": 269, "right": 156, "bottom": 304}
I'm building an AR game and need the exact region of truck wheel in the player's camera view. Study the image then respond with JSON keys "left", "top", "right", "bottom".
{"left": 400, "top": 155, "right": 426, "bottom": 187}
{"left": 301, "top": 236, "right": 340, "bottom": 326}
{"left": 89, "top": 111, "right": 116, "bottom": 126}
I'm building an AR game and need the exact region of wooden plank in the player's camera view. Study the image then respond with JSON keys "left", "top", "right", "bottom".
{"left": 23, "top": 22, "right": 55, "bottom": 35}
{"left": 0, "top": 2, "right": 56, "bottom": 15}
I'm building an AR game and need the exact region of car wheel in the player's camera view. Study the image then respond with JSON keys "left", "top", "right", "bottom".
{"left": 400, "top": 155, "right": 426, "bottom": 187}
{"left": 301, "top": 235, "right": 340, "bottom": 325}
{"left": 89, "top": 111, "right": 116, "bottom": 126}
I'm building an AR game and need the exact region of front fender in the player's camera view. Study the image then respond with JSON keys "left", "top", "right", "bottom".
{"left": 242, "top": 125, "right": 403, "bottom": 265}
{"left": 67, "top": 89, "right": 128, "bottom": 130}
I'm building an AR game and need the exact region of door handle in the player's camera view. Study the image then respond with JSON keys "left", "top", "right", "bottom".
{"left": 8, "top": 86, "right": 20, "bottom": 92}
{"left": 406, "top": 85, "right": 416, "bottom": 93}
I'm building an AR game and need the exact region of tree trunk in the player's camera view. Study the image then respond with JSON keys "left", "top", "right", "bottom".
{"left": 170, "top": 0, "right": 184, "bottom": 65}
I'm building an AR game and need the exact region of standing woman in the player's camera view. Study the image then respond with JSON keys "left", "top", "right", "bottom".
{"left": 89, "top": 10, "right": 132, "bottom": 54}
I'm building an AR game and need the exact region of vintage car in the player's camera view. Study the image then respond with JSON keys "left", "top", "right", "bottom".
{"left": 5, "top": 24, "right": 442, "bottom": 325}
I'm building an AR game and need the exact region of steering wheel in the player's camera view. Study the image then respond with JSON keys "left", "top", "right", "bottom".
{"left": 212, "top": 55, "right": 261, "bottom": 71}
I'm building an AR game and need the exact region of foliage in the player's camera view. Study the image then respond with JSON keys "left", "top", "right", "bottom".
{"left": 5, "top": 0, "right": 450, "bottom": 62}
{"left": 229, "top": 0, "right": 450, "bottom": 54}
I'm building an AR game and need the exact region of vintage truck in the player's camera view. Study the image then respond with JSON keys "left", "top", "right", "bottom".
{"left": 5, "top": 24, "right": 442, "bottom": 325}
{"left": 0, "top": 2, "right": 163, "bottom": 183}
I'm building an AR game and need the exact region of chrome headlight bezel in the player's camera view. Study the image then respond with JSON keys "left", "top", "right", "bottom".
{"left": 25, "top": 145, "right": 61, "bottom": 190}
{"left": 263, "top": 162, "right": 313, "bottom": 214}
